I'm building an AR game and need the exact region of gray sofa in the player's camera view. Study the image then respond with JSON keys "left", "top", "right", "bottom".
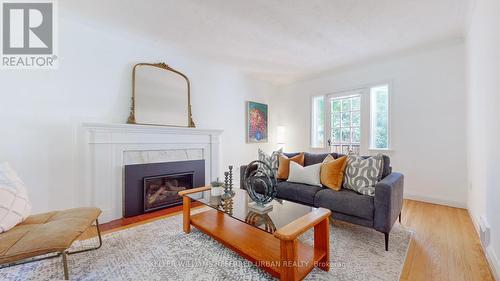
{"left": 240, "top": 152, "right": 404, "bottom": 251}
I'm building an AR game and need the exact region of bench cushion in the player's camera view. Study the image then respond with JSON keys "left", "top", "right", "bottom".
{"left": 0, "top": 207, "right": 101, "bottom": 264}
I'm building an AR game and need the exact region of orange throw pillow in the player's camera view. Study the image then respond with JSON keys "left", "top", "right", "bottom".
{"left": 277, "top": 153, "right": 304, "bottom": 180}
{"left": 321, "top": 155, "right": 348, "bottom": 191}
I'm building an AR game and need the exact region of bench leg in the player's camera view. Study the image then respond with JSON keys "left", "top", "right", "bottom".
{"left": 62, "top": 251, "right": 69, "bottom": 280}
{"left": 68, "top": 219, "right": 103, "bottom": 255}
{"left": 61, "top": 219, "right": 103, "bottom": 280}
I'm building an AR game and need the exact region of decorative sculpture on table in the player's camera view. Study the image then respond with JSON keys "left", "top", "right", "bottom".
{"left": 221, "top": 166, "right": 235, "bottom": 199}
{"left": 243, "top": 160, "right": 277, "bottom": 213}
{"left": 245, "top": 211, "right": 277, "bottom": 233}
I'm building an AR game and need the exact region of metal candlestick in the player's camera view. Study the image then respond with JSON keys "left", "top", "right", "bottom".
{"left": 228, "top": 165, "right": 233, "bottom": 192}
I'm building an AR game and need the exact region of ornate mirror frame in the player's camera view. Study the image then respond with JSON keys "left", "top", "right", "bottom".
{"left": 127, "top": 62, "right": 196, "bottom": 127}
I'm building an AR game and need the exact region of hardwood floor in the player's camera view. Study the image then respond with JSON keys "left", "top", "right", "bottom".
{"left": 80, "top": 199, "right": 495, "bottom": 281}
{"left": 79, "top": 202, "right": 203, "bottom": 239}
{"left": 400, "top": 200, "right": 494, "bottom": 281}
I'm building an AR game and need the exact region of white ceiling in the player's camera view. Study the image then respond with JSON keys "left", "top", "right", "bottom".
{"left": 62, "top": 0, "right": 470, "bottom": 84}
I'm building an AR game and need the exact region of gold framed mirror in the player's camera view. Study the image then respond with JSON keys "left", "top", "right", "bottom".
{"left": 127, "top": 63, "right": 195, "bottom": 127}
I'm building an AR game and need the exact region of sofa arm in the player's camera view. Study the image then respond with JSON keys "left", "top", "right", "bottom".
{"left": 373, "top": 172, "right": 404, "bottom": 234}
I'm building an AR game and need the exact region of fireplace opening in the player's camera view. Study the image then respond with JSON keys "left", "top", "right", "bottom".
{"left": 124, "top": 160, "right": 205, "bottom": 218}
{"left": 143, "top": 173, "right": 194, "bottom": 212}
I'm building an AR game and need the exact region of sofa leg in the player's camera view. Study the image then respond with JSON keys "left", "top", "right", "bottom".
{"left": 399, "top": 212, "right": 402, "bottom": 224}
{"left": 384, "top": 232, "right": 389, "bottom": 251}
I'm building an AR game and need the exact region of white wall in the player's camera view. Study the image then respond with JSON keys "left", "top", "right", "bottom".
{"left": 0, "top": 8, "right": 277, "bottom": 214}
{"left": 274, "top": 42, "right": 468, "bottom": 208}
{"left": 466, "top": 0, "right": 500, "bottom": 277}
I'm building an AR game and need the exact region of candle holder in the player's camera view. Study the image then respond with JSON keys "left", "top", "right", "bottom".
{"left": 222, "top": 167, "right": 235, "bottom": 199}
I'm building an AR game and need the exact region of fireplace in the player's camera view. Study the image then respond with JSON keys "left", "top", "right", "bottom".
{"left": 124, "top": 160, "right": 205, "bottom": 217}
{"left": 143, "top": 172, "right": 193, "bottom": 212}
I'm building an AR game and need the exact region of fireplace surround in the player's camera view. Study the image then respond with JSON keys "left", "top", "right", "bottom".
{"left": 79, "top": 123, "right": 222, "bottom": 223}
{"left": 124, "top": 160, "right": 205, "bottom": 217}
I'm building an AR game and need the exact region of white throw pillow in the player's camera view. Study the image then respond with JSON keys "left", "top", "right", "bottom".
{"left": 0, "top": 162, "right": 31, "bottom": 233}
{"left": 287, "top": 162, "right": 322, "bottom": 187}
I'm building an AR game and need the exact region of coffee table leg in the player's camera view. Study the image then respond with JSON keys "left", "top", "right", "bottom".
{"left": 314, "top": 217, "right": 330, "bottom": 271}
{"left": 183, "top": 196, "right": 191, "bottom": 233}
{"left": 280, "top": 239, "right": 298, "bottom": 281}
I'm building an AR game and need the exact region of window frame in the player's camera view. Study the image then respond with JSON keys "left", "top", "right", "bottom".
{"left": 325, "top": 89, "right": 369, "bottom": 155}
{"left": 310, "top": 81, "right": 392, "bottom": 152}
{"left": 368, "top": 83, "right": 392, "bottom": 151}
{"left": 310, "top": 95, "right": 326, "bottom": 149}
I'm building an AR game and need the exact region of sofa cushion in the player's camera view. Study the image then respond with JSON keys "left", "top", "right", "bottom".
{"left": 286, "top": 152, "right": 391, "bottom": 176}
{"left": 304, "top": 153, "right": 330, "bottom": 166}
{"left": 304, "top": 152, "right": 343, "bottom": 166}
{"left": 276, "top": 181, "right": 324, "bottom": 206}
{"left": 283, "top": 152, "right": 301, "bottom": 158}
{"left": 381, "top": 155, "right": 392, "bottom": 178}
{"left": 314, "top": 188, "right": 374, "bottom": 220}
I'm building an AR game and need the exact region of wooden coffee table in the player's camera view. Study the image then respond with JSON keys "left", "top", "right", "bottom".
{"left": 179, "top": 186, "right": 331, "bottom": 281}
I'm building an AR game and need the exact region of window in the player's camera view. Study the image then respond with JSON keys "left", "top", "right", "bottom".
{"left": 311, "top": 84, "right": 390, "bottom": 153}
{"left": 311, "top": 96, "right": 325, "bottom": 148}
{"left": 370, "top": 85, "right": 389, "bottom": 149}
{"left": 330, "top": 95, "right": 361, "bottom": 155}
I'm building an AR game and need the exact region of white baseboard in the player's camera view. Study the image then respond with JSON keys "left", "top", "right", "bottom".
{"left": 468, "top": 210, "right": 500, "bottom": 281}
{"left": 403, "top": 192, "right": 467, "bottom": 209}
{"left": 486, "top": 246, "right": 500, "bottom": 281}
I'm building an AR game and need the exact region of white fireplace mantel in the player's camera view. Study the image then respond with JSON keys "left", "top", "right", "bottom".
{"left": 78, "top": 122, "right": 223, "bottom": 223}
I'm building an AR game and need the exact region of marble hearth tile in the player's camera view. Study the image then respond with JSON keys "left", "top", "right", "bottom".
{"left": 148, "top": 150, "right": 186, "bottom": 163}
{"left": 123, "top": 151, "right": 149, "bottom": 165}
{"left": 123, "top": 149, "right": 204, "bottom": 165}
{"left": 186, "top": 149, "right": 203, "bottom": 160}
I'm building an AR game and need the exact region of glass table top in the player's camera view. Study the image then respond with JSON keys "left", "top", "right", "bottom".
{"left": 187, "top": 188, "right": 317, "bottom": 234}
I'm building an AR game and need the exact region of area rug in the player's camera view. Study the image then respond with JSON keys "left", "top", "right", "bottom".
{"left": 0, "top": 211, "right": 412, "bottom": 281}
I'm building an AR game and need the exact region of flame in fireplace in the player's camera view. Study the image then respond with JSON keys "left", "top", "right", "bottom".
{"left": 146, "top": 179, "right": 188, "bottom": 206}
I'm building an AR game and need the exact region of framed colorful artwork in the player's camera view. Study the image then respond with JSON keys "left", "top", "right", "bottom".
{"left": 247, "top": 101, "right": 268, "bottom": 143}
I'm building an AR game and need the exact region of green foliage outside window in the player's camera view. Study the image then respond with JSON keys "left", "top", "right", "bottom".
{"left": 371, "top": 86, "right": 389, "bottom": 149}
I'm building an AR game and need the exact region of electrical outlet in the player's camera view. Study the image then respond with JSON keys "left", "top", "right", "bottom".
{"left": 468, "top": 182, "right": 473, "bottom": 191}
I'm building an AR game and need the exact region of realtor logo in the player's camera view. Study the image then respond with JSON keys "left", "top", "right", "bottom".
{"left": 1, "top": 0, "right": 57, "bottom": 69}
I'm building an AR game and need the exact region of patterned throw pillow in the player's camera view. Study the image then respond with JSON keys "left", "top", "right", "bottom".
{"left": 258, "top": 148, "right": 282, "bottom": 176}
{"left": 0, "top": 162, "right": 31, "bottom": 233}
{"left": 343, "top": 154, "right": 384, "bottom": 196}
